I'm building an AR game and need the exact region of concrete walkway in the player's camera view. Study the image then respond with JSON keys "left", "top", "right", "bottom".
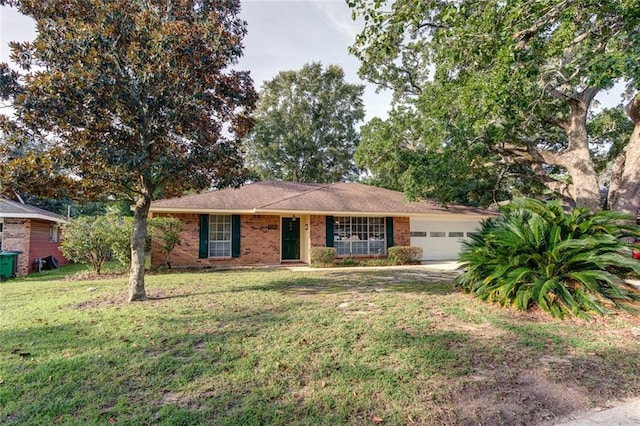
{"left": 283, "top": 261, "right": 463, "bottom": 273}
{"left": 554, "top": 398, "right": 640, "bottom": 425}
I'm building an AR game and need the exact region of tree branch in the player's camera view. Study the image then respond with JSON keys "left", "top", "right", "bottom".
{"left": 625, "top": 94, "right": 640, "bottom": 124}
{"left": 513, "top": 0, "right": 574, "bottom": 48}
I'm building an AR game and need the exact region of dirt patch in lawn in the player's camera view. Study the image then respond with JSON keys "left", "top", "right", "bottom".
{"left": 65, "top": 271, "right": 127, "bottom": 281}
{"left": 439, "top": 312, "right": 640, "bottom": 425}
{"left": 449, "top": 367, "right": 591, "bottom": 425}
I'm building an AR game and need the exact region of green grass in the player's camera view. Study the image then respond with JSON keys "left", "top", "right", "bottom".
{"left": 1, "top": 266, "right": 640, "bottom": 425}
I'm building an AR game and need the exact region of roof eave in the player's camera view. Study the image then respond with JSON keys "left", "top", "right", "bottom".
{"left": 0, "top": 213, "right": 68, "bottom": 223}
{"left": 149, "top": 207, "right": 494, "bottom": 219}
{"left": 256, "top": 209, "right": 495, "bottom": 219}
{"left": 149, "top": 207, "right": 258, "bottom": 215}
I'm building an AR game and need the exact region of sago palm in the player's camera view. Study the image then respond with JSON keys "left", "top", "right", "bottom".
{"left": 456, "top": 198, "right": 640, "bottom": 319}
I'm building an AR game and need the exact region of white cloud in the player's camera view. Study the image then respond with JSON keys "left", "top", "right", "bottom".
{"left": 311, "top": 1, "right": 362, "bottom": 43}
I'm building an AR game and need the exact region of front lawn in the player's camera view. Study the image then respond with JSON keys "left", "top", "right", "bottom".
{"left": 1, "top": 267, "right": 639, "bottom": 425}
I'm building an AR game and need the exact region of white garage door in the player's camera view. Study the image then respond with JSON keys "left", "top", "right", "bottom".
{"left": 410, "top": 218, "right": 481, "bottom": 260}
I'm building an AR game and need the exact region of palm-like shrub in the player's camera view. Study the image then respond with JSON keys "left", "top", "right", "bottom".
{"left": 456, "top": 198, "right": 640, "bottom": 319}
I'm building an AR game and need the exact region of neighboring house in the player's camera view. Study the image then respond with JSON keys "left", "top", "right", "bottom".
{"left": 149, "top": 181, "right": 494, "bottom": 268}
{"left": 0, "top": 198, "right": 68, "bottom": 275}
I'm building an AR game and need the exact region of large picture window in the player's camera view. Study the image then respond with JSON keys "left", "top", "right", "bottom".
{"left": 209, "top": 215, "right": 232, "bottom": 257}
{"left": 333, "top": 216, "right": 386, "bottom": 256}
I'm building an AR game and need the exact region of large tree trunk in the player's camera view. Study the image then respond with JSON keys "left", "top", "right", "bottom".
{"left": 128, "top": 193, "right": 151, "bottom": 302}
{"left": 609, "top": 96, "right": 640, "bottom": 216}
{"left": 563, "top": 153, "right": 601, "bottom": 211}
{"left": 549, "top": 97, "right": 601, "bottom": 211}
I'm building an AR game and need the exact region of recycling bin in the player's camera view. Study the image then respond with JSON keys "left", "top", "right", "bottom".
{"left": 0, "top": 251, "right": 19, "bottom": 280}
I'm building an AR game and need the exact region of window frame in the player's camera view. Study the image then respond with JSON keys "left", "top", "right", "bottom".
{"left": 49, "top": 224, "right": 59, "bottom": 243}
{"left": 208, "top": 214, "right": 232, "bottom": 258}
{"left": 333, "top": 216, "right": 386, "bottom": 257}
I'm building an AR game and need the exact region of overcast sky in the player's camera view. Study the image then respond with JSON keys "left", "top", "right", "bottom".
{"left": 0, "top": 1, "right": 393, "bottom": 121}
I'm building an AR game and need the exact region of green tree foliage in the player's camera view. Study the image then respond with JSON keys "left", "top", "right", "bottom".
{"left": 348, "top": 0, "right": 640, "bottom": 212}
{"left": 244, "top": 62, "right": 365, "bottom": 183}
{"left": 17, "top": 195, "right": 133, "bottom": 218}
{"left": 149, "top": 216, "right": 183, "bottom": 269}
{"left": 588, "top": 107, "right": 635, "bottom": 201}
{"left": 355, "top": 111, "right": 516, "bottom": 206}
{"left": 0, "top": 0, "right": 256, "bottom": 301}
{"left": 457, "top": 198, "right": 640, "bottom": 319}
{"left": 60, "top": 216, "right": 121, "bottom": 275}
{"left": 108, "top": 216, "right": 134, "bottom": 267}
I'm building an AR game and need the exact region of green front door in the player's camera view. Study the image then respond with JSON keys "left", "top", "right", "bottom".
{"left": 282, "top": 217, "right": 300, "bottom": 260}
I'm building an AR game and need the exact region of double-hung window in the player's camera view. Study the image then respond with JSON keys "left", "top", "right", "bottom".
{"left": 209, "top": 215, "right": 232, "bottom": 257}
{"left": 49, "top": 224, "right": 59, "bottom": 243}
{"left": 334, "top": 217, "right": 386, "bottom": 256}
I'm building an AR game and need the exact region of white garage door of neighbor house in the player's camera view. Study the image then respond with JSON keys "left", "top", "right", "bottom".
{"left": 410, "top": 219, "right": 481, "bottom": 261}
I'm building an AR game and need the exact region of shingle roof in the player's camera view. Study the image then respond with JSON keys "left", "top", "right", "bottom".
{"left": 0, "top": 198, "right": 67, "bottom": 223}
{"left": 150, "top": 181, "right": 494, "bottom": 217}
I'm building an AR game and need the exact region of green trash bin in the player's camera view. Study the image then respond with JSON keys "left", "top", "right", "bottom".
{"left": 0, "top": 252, "right": 19, "bottom": 280}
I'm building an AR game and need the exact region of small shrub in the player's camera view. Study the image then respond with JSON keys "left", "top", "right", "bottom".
{"left": 310, "top": 247, "right": 336, "bottom": 265}
{"left": 387, "top": 246, "right": 423, "bottom": 265}
{"left": 456, "top": 198, "right": 640, "bottom": 319}
{"left": 149, "top": 217, "right": 184, "bottom": 269}
{"left": 61, "top": 216, "right": 117, "bottom": 274}
{"left": 61, "top": 215, "right": 133, "bottom": 274}
{"left": 108, "top": 216, "right": 133, "bottom": 266}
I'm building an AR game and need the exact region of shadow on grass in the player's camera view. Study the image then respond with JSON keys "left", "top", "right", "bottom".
{"left": 0, "top": 301, "right": 306, "bottom": 424}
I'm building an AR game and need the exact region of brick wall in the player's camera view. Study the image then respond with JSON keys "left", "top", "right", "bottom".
{"left": 309, "top": 215, "right": 327, "bottom": 248}
{"left": 2, "top": 219, "right": 30, "bottom": 275}
{"left": 393, "top": 217, "right": 411, "bottom": 246}
{"left": 151, "top": 213, "right": 281, "bottom": 268}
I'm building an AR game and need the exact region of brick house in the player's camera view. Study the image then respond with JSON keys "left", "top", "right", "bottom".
{"left": 0, "top": 198, "right": 69, "bottom": 275}
{"left": 149, "top": 181, "right": 494, "bottom": 268}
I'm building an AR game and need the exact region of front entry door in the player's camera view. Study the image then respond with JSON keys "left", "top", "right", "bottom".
{"left": 282, "top": 217, "right": 300, "bottom": 260}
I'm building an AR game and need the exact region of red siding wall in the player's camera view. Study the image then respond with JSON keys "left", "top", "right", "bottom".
{"left": 28, "top": 220, "right": 68, "bottom": 273}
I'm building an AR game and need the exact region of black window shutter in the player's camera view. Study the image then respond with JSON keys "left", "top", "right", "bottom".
{"left": 198, "top": 214, "right": 209, "bottom": 258}
{"left": 231, "top": 215, "right": 241, "bottom": 258}
{"left": 325, "top": 216, "right": 334, "bottom": 247}
{"left": 386, "top": 217, "right": 394, "bottom": 248}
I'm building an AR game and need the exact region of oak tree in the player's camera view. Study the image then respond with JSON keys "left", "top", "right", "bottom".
{"left": 349, "top": 0, "right": 640, "bottom": 213}
{"left": 244, "top": 62, "right": 365, "bottom": 183}
{"left": 0, "top": 0, "right": 256, "bottom": 300}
